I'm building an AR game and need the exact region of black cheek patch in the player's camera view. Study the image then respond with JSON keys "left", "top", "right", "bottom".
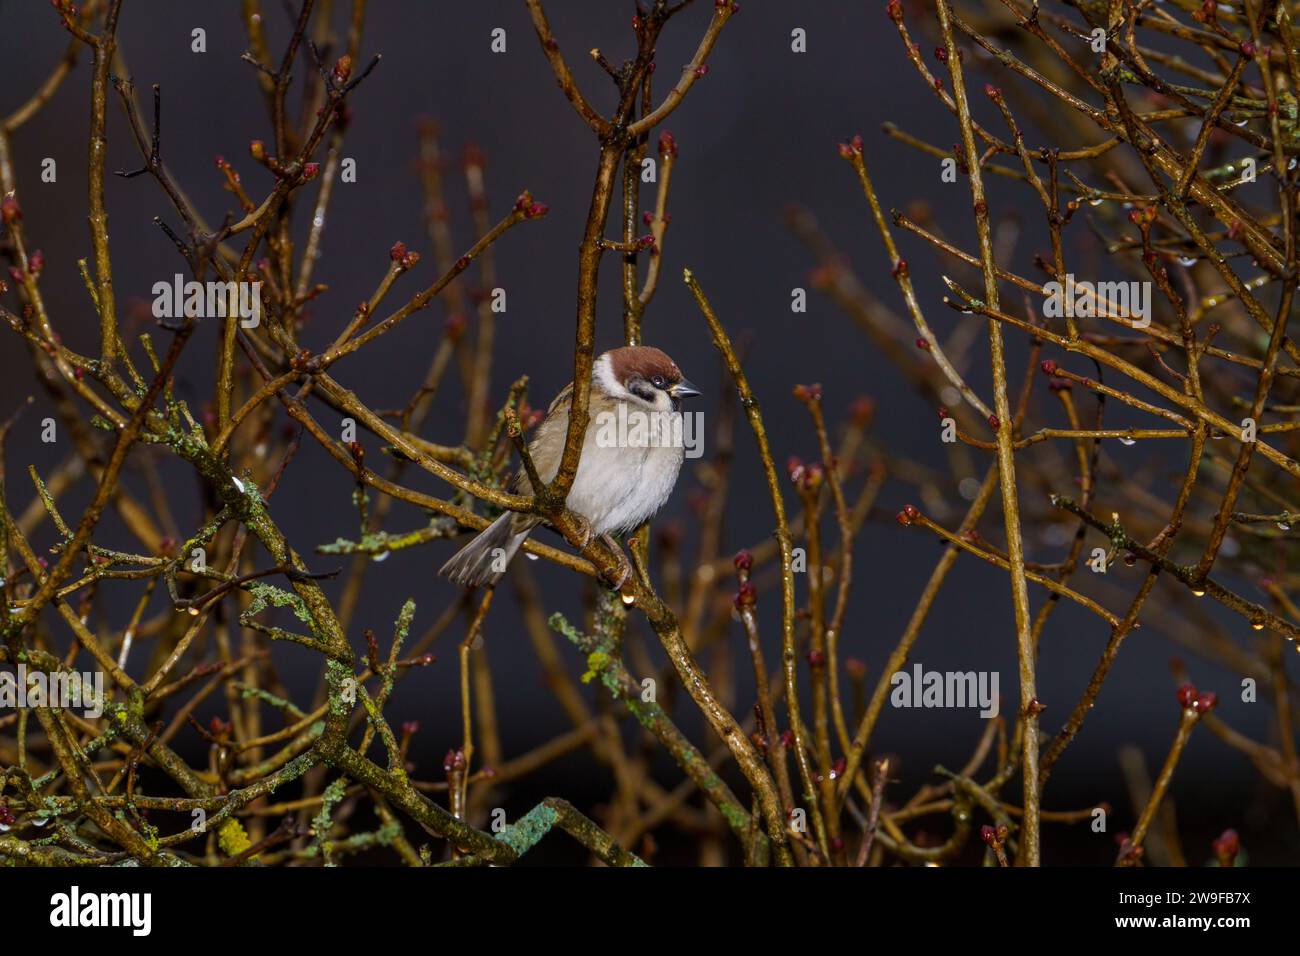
{"left": 629, "top": 379, "right": 658, "bottom": 403}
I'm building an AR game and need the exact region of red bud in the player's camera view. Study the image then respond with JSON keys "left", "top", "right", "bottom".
{"left": 1212, "top": 829, "right": 1239, "bottom": 866}
{"left": 332, "top": 54, "right": 353, "bottom": 85}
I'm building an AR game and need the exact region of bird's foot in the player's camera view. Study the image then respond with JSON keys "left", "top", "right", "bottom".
{"left": 568, "top": 513, "right": 593, "bottom": 549}
{"left": 599, "top": 532, "right": 632, "bottom": 590}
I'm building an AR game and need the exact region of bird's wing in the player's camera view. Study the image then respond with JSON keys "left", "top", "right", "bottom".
{"left": 513, "top": 382, "right": 572, "bottom": 494}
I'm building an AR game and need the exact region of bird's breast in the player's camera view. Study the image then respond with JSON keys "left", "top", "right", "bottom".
{"left": 568, "top": 417, "right": 685, "bottom": 534}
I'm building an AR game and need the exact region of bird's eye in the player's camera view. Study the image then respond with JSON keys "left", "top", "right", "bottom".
{"left": 651, "top": 375, "right": 666, "bottom": 389}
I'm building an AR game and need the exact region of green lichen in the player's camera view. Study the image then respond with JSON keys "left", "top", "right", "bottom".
{"left": 217, "top": 818, "right": 252, "bottom": 858}
{"left": 494, "top": 802, "right": 559, "bottom": 856}
{"left": 325, "top": 659, "right": 356, "bottom": 716}
{"left": 243, "top": 582, "right": 320, "bottom": 637}
{"left": 311, "top": 777, "right": 349, "bottom": 866}
{"left": 580, "top": 651, "right": 610, "bottom": 684}
{"left": 393, "top": 598, "right": 416, "bottom": 645}
{"left": 238, "top": 685, "right": 305, "bottom": 719}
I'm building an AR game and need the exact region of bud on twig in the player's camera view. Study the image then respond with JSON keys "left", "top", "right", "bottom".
{"left": 513, "top": 190, "right": 548, "bottom": 219}
{"left": 793, "top": 383, "right": 822, "bottom": 403}
{"left": 1211, "top": 829, "right": 1239, "bottom": 867}
{"left": 332, "top": 54, "right": 353, "bottom": 85}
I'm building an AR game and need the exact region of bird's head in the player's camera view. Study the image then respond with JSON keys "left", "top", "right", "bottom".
{"left": 597, "top": 345, "right": 700, "bottom": 412}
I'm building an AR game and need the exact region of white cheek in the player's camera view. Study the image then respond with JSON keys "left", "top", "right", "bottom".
{"left": 593, "top": 357, "right": 633, "bottom": 401}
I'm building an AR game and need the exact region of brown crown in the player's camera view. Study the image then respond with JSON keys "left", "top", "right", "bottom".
{"left": 605, "top": 345, "right": 683, "bottom": 386}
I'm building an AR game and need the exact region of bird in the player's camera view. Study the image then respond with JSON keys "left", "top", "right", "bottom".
{"left": 439, "top": 345, "right": 699, "bottom": 589}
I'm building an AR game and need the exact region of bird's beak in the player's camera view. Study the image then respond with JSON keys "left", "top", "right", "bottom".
{"left": 670, "top": 378, "right": 701, "bottom": 399}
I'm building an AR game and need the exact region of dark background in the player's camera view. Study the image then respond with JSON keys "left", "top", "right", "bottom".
{"left": 1, "top": 0, "right": 1294, "bottom": 864}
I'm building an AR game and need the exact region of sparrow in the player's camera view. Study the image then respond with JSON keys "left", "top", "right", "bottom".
{"left": 439, "top": 345, "right": 699, "bottom": 588}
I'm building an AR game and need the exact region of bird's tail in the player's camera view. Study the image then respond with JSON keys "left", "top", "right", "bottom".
{"left": 439, "top": 512, "right": 536, "bottom": 587}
